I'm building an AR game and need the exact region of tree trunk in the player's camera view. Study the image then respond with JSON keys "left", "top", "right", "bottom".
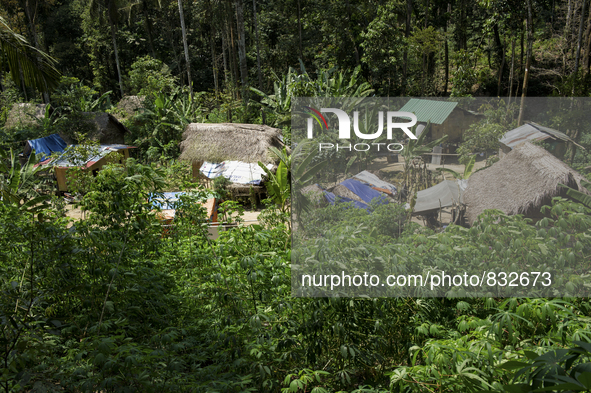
{"left": 518, "top": 0, "right": 533, "bottom": 126}
{"left": 22, "top": 0, "right": 39, "bottom": 48}
{"left": 297, "top": 0, "right": 303, "bottom": 61}
{"left": 566, "top": 0, "right": 573, "bottom": 43}
{"left": 235, "top": 0, "right": 248, "bottom": 103}
{"left": 458, "top": 0, "right": 467, "bottom": 50}
{"left": 142, "top": 0, "right": 158, "bottom": 59}
{"left": 444, "top": 3, "right": 450, "bottom": 95}
{"left": 345, "top": 0, "right": 360, "bottom": 65}
{"left": 221, "top": 29, "right": 229, "bottom": 85}
{"left": 253, "top": 0, "right": 265, "bottom": 123}
{"left": 573, "top": 0, "right": 588, "bottom": 95}
{"left": 520, "top": 25, "right": 524, "bottom": 74}
{"left": 420, "top": 0, "right": 430, "bottom": 95}
{"left": 402, "top": 0, "right": 412, "bottom": 94}
{"left": 508, "top": 39, "right": 515, "bottom": 104}
{"left": 210, "top": 14, "right": 219, "bottom": 96}
{"left": 178, "top": 0, "right": 193, "bottom": 100}
{"left": 253, "top": 0, "right": 263, "bottom": 90}
{"left": 108, "top": 4, "right": 124, "bottom": 98}
{"left": 497, "top": 37, "right": 506, "bottom": 97}
{"left": 22, "top": 0, "right": 50, "bottom": 102}
{"left": 583, "top": 2, "right": 591, "bottom": 75}
{"left": 227, "top": 8, "right": 239, "bottom": 97}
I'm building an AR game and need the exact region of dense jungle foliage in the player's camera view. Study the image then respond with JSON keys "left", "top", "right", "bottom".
{"left": 2, "top": 0, "right": 591, "bottom": 392}
{"left": 2, "top": 155, "right": 591, "bottom": 392}
{"left": 3, "top": 0, "right": 591, "bottom": 160}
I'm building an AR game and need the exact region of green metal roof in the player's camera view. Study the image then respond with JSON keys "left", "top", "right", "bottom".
{"left": 398, "top": 99, "right": 458, "bottom": 125}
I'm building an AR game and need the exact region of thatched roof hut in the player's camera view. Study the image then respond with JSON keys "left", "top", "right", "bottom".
{"left": 82, "top": 112, "right": 129, "bottom": 145}
{"left": 301, "top": 184, "right": 326, "bottom": 205}
{"left": 113, "top": 95, "right": 145, "bottom": 121}
{"left": 464, "top": 141, "right": 590, "bottom": 224}
{"left": 4, "top": 103, "right": 48, "bottom": 129}
{"left": 4, "top": 105, "right": 128, "bottom": 145}
{"left": 179, "top": 123, "right": 284, "bottom": 165}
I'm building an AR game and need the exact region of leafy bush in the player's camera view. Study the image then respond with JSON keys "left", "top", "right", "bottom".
{"left": 52, "top": 76, "right": 113, "bottom": 113}
{"left": 127, "top": 56, "right": 178, "bottom": 96}
{"left": 457, "top": 100, "right": 519, "bottom": 165}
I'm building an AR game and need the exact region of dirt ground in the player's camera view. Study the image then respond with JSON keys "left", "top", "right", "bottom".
{"left": 64, "top": 204, "right": 84, "bottom": 226}
{"left": 366, "top": 156, "right": 486, "bottom": 180}
{"left": 64, "top": 203, "right": 261, "bottom": 226}
{"left": 63, "top": 154, "right": 473, "bottom": 229}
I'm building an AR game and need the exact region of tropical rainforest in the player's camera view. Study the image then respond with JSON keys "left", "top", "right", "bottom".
{"left": 2, "top": 0, "right": 591, "bottom": 392}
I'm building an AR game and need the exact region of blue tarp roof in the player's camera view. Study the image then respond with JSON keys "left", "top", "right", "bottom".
{"left": 27, "top": 134, "right": 67, "bottom": 161}
{"left": 323, "top": 190, "right": 370, "bottom": 210}
{"left": 339, "top": 178, "right": 389, "bottom": 205}
{"left": 150, "top": 191, "right": 217, "bottom": 210}
{"left": 322, "top": 179, "right": 390, "bottom": 211}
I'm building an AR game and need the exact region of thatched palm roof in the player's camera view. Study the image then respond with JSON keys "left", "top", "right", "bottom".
{"left": 82, "top": 112, "right": 129, "bottom": 144}
{"left": 5, "top": 103, "right": 48, "bottom": 129}
{"left": 301, "top": 184, "right": 326, "bottom": 205}
{"left": 464, "top": 141, "right": 590, "bottom": 224}
{"left": 179, "top": 123, "right": 284, "bottom": 164}
{"left": 114, "top": 95, "right": 145, "bottom": 121}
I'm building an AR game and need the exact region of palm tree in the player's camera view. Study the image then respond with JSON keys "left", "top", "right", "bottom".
{"left": 0, "top": 16, "right": 61, "bottom": 93}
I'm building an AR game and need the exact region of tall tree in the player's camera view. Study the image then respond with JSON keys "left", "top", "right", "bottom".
{"left": 402, "top": 0, "right": 412, "bottom": 94}
{"left": 177, "top": 0, "right": 193, "bottom": 100}
{"left": 518, "top": 0, "right": 533, "bottom": 126}
{"left": 573, "top": 0, "right": 588, "bottom": 94}
{"left": 89, "top": 0, "right": 125, "bottom": 97}
{"left": 235, "top": 0, "right": 248, "bottom": 102}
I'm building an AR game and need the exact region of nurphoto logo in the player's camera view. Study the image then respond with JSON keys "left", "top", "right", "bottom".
{"left": 305, "top": 107, "right": 418, "bottom": 152}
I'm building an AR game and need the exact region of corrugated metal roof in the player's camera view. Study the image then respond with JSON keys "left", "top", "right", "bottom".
{"left": 499, "top": 122, "right": 576, "bottom": 149}
{"left": 52, "top": 144, "right": 133, "bottom": 168}
{"left": 528, "top": 122, "right": 573, "bottom": 142}
{"left": 399, "top": 99, "right": 458, "bottom": 125}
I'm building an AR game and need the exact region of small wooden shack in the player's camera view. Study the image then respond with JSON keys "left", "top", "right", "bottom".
{"left": 52, "top": 145, "right": 134, "bottom": 192}
{"left": 464, "top": 141, "right": 590, "bottom": 224}
{"left": 499, "top": 122, "right": 582, "bottom": 160}
{"left": 399, "top": 98, "right": 483, "bottom": 142}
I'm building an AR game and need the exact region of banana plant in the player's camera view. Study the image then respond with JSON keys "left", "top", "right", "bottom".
{"left": 0, "top": 149, "right": 51, "bottom": 213}
{"left": 402, "top": 122, "right": 448, "bottom": 164}
{"left": 401, "top": 121, "right": 448, "bottom": 190}
{"left": 437, "top": 154, "right": 476, "bottom": 180}
{"left": 258, "top": 143, "right": 327, "bottom": 214}
{"left": 250, "top": 68, "right": 300, "bottom": 128}
{"left": 258, "top": 157, "right": 290, "bottom": 213}
{"left": 558, "top": 179, "right": 591, "bottom": 208}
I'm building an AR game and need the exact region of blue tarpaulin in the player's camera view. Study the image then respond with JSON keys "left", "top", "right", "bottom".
{"left": 339, "top": 178, "right": 388, "bottom": 205}
{"left": 27, "top": 134, "right": 67, "bottom": 161}
{"left": 150, "top": 191, "right": 217, "bottom": 210}
{"left": 323, "top": 190, "right": 369, "bottom": 210}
